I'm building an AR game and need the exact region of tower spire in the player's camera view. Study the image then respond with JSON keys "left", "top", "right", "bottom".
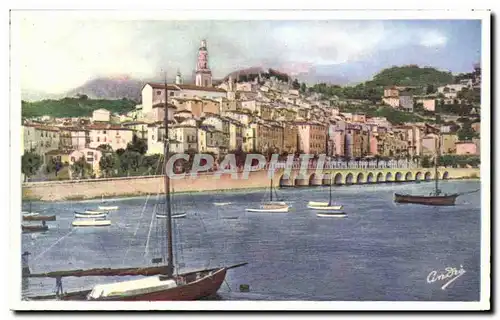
{"left": 195, "top": 39, "right": 212, "bottom": 87}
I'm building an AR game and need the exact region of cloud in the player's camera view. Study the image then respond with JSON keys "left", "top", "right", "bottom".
{"left": 15, "top": 15, "right": 454, "bottom": 94}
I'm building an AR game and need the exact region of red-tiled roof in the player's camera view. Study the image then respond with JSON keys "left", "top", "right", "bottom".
{"left": 176, "top": 84, "right": 227, "bottom": 93}
{"left": 145, "top": 83, "right": 180, "bottom": 90}
{"left": 86, "top": 124, "right": 134, "bottom": 131}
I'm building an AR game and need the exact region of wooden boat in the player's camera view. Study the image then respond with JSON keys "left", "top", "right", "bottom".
{"left": 23, "top": 215, "right": 56, "bottom": 221}
{"left": 308, "top": 178, "right": 343, "bottom": 210}
{"left": 156, "top": 213, "right": 186, "bottom": 219}
{"left": 394, "top": 193, "right": 458, "bottom": 206}
{"left": 316, "top": 212, "right": 347, "bottom": 218}
{"left": 72, "top": 219, "right": 111, "bottom": 227}
{"left": 22, "top": 224, "right": 49, "bottom": 233}
{"left": 24, "top": 76, "right": 247, "bottom": 301}
{"left": 21, "top": 211, "right": 39, "bottom": 217}
{"left": 75, "top": 213, "right": 107, "bottom": 219}
{"left": 246, "top": 179, "right": 289, "bottom": 213}
{"left": 393, "top": 119, "right": 462, "bottom": 206}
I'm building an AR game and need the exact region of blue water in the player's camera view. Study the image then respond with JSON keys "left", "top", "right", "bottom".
{"left": 21, "top": 180, "right": 481, "bottom": 301}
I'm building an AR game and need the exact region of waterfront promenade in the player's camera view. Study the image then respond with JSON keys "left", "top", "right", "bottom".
{"left": 22, "top": 167, "right": 480, "bottom": 201}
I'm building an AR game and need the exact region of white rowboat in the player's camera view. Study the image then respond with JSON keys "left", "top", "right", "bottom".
{"left": 213, "top": 202, "right": 232, "bottom": 206}
{"left": 316, "top": 212, "right": 347, "bottom": 218}
{"left": 246, "top": 202, "right": 289, "bottom": 213}
{"left": 156, "top": 213, "right": 187, "bottom": 219}
{"left": 22, "top": 211, "right": 40, "bottom": 217}
{"left": 75, "top": 213, "right": 107, "bottom": 219}
{"left": 307, "top": 202, "right": 343, "bottom": 210}
{"left": 72, "top": 219, "right": 111, "bottom": 227}
{"left": 98, "top": 206, "right": 119, "bottom": 211}
{"left": 75, "top": 210, "right": 108, "bottom": 215}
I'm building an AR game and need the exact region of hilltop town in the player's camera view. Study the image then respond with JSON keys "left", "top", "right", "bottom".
{"left": 21, "top": 40, "right": 481, "bottom": 181}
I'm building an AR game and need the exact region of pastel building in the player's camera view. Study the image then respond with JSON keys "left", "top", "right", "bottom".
{"left": 455, "top": 141, "right": 478, "bottom": 155}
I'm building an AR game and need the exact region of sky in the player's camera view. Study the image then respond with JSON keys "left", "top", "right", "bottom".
{"left": 16, "top": 17, "right": 482, "bottom": 95}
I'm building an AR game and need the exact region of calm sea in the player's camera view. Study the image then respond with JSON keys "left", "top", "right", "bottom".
{"left": 21, "top": 180, "right": 481, "bottom": 301}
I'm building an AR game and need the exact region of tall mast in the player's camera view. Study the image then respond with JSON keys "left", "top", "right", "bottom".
{"left": 434, "top": 112, "right": 440, "bottom": 195}
{"left": 270, "top": 178, "right": 273, "bottom": 201}
{"left": 163, "top": 73, "right": 174, "bottom": 278}
{"left": 329, "top": 175, "right": 332, "bottom": 205}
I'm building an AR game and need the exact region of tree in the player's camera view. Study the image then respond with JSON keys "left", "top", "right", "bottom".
{"left": 116, "top": 148, "right": 126, "bottom": 156}
{"left": 22, "top": 151, "right": 42, "bottom": 181}
{"left": 300, "top": 82, "right": 307, "bottom": 93}
{"left": 119, "top": 150, "right": 142, "bottom": 175}
{"left": 421, "top": 155, "right": 432, "bottom": 168}
{"left": 97, "top": 144, "right": 113, "bottom": 153}
{"left": 126, "top": 135, "right": 147, "bottom": 155}
{"left": 45, "top": 157, "right": 62, "bottom": 176}
{"left": 426, "top": 84, "right": 435, "bottom": 94}
{"left": 70, "top": 156, "right": 93, "bottom": 179}
{"left": 292, "top": 79, "right": 300, "bottom": 90}
{"left": 99, "top": 153, "right": 120, "bottom": 178}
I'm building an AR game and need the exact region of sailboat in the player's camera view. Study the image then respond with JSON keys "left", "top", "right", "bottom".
{"left": 22, "top": 201, "right": 56, "bottom": 221}
{"left": 24, "top": 74, "right": 247, "bottom": 301}
{"left": 156, "top": 188, "right": 187, "bottom": 219}
{"left": 98, "top": 195, "right": 119, "bottom": 211}
{"left": 307, "top": 176, "right": 343, "bottom": 210}
{"left": 394, "top": 120, "right": 458, "bottom": 206}
{"left": 245, "top": 178, "right": 289, "bottom": 212}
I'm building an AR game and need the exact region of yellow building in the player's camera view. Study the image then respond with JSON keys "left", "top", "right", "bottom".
{"left": 282, "top": 123, "right": 298, "bottom": 154}
{"left": 440, "top": 133, "right": 459, "bottom": 155}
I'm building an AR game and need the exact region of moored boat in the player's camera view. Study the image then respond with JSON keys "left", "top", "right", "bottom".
{"left": 22, "top": 224, "right": 49, "bottom": 233}
{"left": 23, "top": 215, "right": 56, "bottom": 221}
{"left": 74, "top": 213, "right": 107, "bottom": 219}
{"left": 394, "top": 193, "right": 458, "bottom": 206}
{"left": 98, "top": 205, "right": 119, "bottom": 211}
{"left": 246, "top": 202, "right": 289, "bottom": 213}
{"left": 72, "top": 219, "right": 111, "bottom": 227}
{"left": 156, "top": 213, "right": 187, "bottom": 219}
{"left": 307, "top": 202, "right": 343, "bottom": 210}
{"left": 21, "top": 211, "right": 39, "bottom": 217}
{"left": 74, "top": 210, "right": 108, "bottom": 215}
{"left": 316, "top": 212, "right": 347, "bottom": 218}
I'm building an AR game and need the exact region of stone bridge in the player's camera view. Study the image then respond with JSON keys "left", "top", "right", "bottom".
{"left": 278, "top": 168, "right": 456, "bottom": 187}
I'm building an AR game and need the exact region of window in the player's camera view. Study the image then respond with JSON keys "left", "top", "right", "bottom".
{"left": 103, "top": 130, "right": 106, "bottom": 134}
{"left": 97, "top": 137, "right": 100, "bottom": 142}
{"left": 71, "top": 157, "right": 75, "bottom": 162}
{"left": 152, "top": 135, "right": 155, "bottom": 141}
{"left": 87, "top": 152, "right": 93, "bottom": 156}
{"left": 169, "top": 92, "right": 174, "bottom": 96}
{"left": 86, "top": 157, "right": 93, "bottom": 162}
{"left": 104, "top": 137, "right": 107, "bottom": 142}
{"left": 157, "top": 90, "right": 162, "bottom": 95}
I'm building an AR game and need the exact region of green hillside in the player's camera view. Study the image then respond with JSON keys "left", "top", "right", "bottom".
{"left": 366, "top": 65, "right": 453, "bottom": 87}
{"left": 22, "top": 96, "right": 137, "bottom": 118}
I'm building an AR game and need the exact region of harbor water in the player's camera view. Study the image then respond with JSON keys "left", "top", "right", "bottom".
{"left": 21, "top": 180, "right": 481, "bottom": 301}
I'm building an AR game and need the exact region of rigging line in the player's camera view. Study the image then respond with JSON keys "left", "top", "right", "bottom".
{"left": 458, "top": 188, "right": 480, "bottom": 195}
{"left": 143, "top": 154, "right": 165, "bottom": 257}
{"left": 32, "top": 229, "right": 75, "bottom": 263}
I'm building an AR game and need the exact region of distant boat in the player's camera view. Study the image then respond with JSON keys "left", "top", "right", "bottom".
{"left": 316, "top": 212, "right": 347, "bottom": 218}
{"left": 74, "top": 210, "right": 108, "bottom": 215}
{"left": 245, "top": 179, "right": 289, "bottom": 213}
{"left": 23, "top": 215, "right": 56, "bottom": 221}
{"left": 75, "top": 213, "right": 107, "bottom": 219}
{"left": 213, "top": 202, "right": 232, "bottom": 206}
{"left": 307, "top": 178, "right": 343, "bottom": 210}
{"left": 98, "top": 205, "right": 119, "bottom": 211}
{"left": 72, "top": 219, "right": 111, "bottom": 227}
{"left": 156, "top": 213, "right": 187, "bottom": 219}
{"left": 22, "top": 211, "right": 39, "bottom": 217}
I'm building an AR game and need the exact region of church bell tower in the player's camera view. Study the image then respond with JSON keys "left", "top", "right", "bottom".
{"left": 195, "top": 39, "right": 212, "bottom": 87}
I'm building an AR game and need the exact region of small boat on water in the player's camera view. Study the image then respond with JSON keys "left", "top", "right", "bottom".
{"left": 74, "top": 210, "right": 108, "bottom": 215}
{"left": 213, "top": 202, "right": 232, "bottom": 206}
{"left": 23, "top": 215, "right": 56, "bottom": 221}
{"left": 98, "top": 206, "right": 119, "bottom": 211}
{"left": 307, "top": 202, "right": 343, "bottom": 210}
{"left": 246, "top": 202, "right": 289, "bottom": 213}
{"left": 75, "top": 213, "right": 107, "bottom": 219}
{"left": 394, "top": 193, "right": 458, "bottom": 206}
{"left": 307, "top": 178, "right": 343, "bottom": 211}
{"left": 246, "top": 179, "right": 289, "bottom": 213}
{"left": 22, "top": 224, "right": 49, "bottom": 233}
{"left": 156, "top": 213, "right": 187, "bottom": 219}
{"left": 316, "top": 212, "right": 347, "bottom": 218}
{"left": 21, "top": 211, "right": 39, "bottom": 217}
{"left": 72, "top": 219, "right": 111, "bottom": 227}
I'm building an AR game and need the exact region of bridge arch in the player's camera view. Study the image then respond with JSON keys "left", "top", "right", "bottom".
{"left": 385, "top": 172, "right": 393, "bottom": 182}
{"left": 442, "top": 171, "right": 449, "bottom": 180}
{"left": 294, "top": 174, "right": 309, "bottom": 187}
{"left": 322, "top": 173, "right": 332, "bottom": 185}
{"left": 415, "top": 171, "right": 423, "bottom": 181}
{"left": 334, "top": 173, "right": 343, "bottom": 185}
{"left": 405, "top": 172, "right": 413, "bottom": 181}
{"left": 366, "top": 172, "right": 374, "bottom": 183}
{"left": 279, "top": 174, "right": 294, "bottom": 187}
{"left": 309, "top": 173, "right": 323, "bottom": 186}
{"left": 424, "top": 172, "right": 432, "bottom": 181}
{"left": 356, "top": 173, "right": 364, "bottom": 184}
{"left": 345, "top": 173, "right": 354, "bottom": 184}
{"left": 376, "top": 172, "right": 384, "bottom": 182}
{"left": 395, "top": 172, "right": 403, "bottom": 182}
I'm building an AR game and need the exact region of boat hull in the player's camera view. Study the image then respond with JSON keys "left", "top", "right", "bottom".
{"left": 22, "top": 225, "right": 49, "bottom": 233}
{"left": 23, "top": 215, "right": 56, "bottom": 221}
{"left": 246, "top": 206, "right": 289, "bottom": 213}
{"left": 307, "top": 205, "right": 343, "bottom": 210}
{"left": 75, "top": 213, "right": 107, "bottom": 219}
{"left": 316, "top": 212, "right": 347, "bottom": 218}
{"left": 72, "top": 220, "right": 111, "bottom": 227}
{"left": 98, "top": 206, "right": 119, "bottom": 210}
{"left": 75, "top": 211, "right": 107, "bottom": 215}
{"left": 394, "top": 193, "right": 458, "bottom": 206}
{"left": 157, "top": 213, "right": 187, "bottom": 219}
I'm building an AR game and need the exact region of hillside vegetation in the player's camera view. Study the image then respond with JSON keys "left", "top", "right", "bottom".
{"left": 22, "top": 96, "right": 137, "bottom": 118}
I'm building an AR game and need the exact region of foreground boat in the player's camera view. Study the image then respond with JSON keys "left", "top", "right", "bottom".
{"left": 22, "top": 224, "right": 49, "bottom": 233}
{"left": 316, "top": 212, "right": 347, "bottom": 218}
{"left": 307, "top": 202, "right": 343, "bottom": 210}
{"left": 72, "top": 219, "right": 111, "bottom": 227}
{"left": 156, "top": 213, "right": 186, "bottom": 219}
{"left": 23, "top": 215, "right": 56, "bottom": 221}
{"left": 98, "top": 205, "right": 119, "bottom": 211}
{"left": 74, "top": 210, "right": 108, "bottom": 215}
{"left": 21, "top": 211, "right": 39, "bottom": 217}
{"left": 23, "top": 75, "right": 247, "bottom": 301}
{"left": 394, "top": 193, "right": 458, "bottom": 206}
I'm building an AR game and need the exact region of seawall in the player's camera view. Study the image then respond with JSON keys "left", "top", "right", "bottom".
{"left": 22, "top": 167, "right": 480, "bottom": 202}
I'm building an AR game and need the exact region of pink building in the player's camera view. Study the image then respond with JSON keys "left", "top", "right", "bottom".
{"left": 421, "top": 99, "right": 436, "bottom": 112}
{"left": 331, "top": 130, "right": 345, "bottom": 157}
{"left": 455, "top": 141, "right": 478, "bottom": 155}
{"left": 369, "top": 135, "right": 378, "bottom": 155}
